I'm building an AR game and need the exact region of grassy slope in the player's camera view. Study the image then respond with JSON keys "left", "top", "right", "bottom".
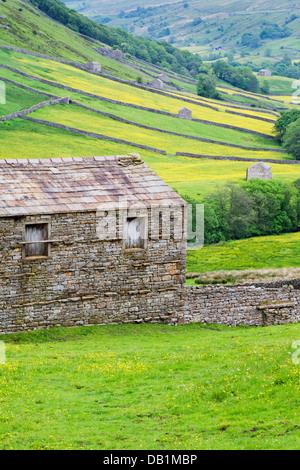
{"left": 1, "top": 119, "right": 300, "bottom": 202}
{"left": 0, "top": 0, "right": 151, "bottom": 81}
{"left": 187, "top": 232, "right": 300, "bottom": 273}
{"left": 0, "top": 322, "right": 299, "bottom": 450}
{"left": 30, "top": 103, "right": 282, "bottom": 159}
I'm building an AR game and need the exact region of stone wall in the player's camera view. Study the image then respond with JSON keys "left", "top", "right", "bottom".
{"left": 1, "top": 207, "right": 299, "bottom": 333}
{"left": 225, "top": 109, "right": 275, "bottom": 123}
{"left": 185, "top": 282, "right": 300, "bottom": 326}
{"left": 22, "top": 115, "right": 167, "bottom": 155}
{"left": 0, "top": 209, "right": 186, "bottom": 334}
{"left": 0, "top": 64, "right": 275, "bottom": 139}
{"left": 175, "top": 152, "right": 299, "bottom": 165}
{"left": 1, "top": 97, "right": 70, "bottom": 121}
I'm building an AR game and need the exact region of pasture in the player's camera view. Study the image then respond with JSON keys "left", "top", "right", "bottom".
{"left": 0, "top": 323, "right": 299, "bottom": 450}
{"left": 187, "top": 232, "right": 300, "bottom": 273}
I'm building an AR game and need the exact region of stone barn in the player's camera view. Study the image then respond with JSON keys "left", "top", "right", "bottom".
{"left": 246, "top": 162, "right": 272, "bottom": 181}
{"left": 0, "top": 154, "right": 187, "bottom": 334}
{"left": 178, "top": 107, "right": 192, "bottom": 120}
{"left": 85, "top": 61, "right": 102, "bottom": 73}
{"left": 150, "top": 78, "right": 163, "bottom": 90}
{"left": 258, "top": 69, "right": 271, "bottom": 77}
{"left": 158, "top": 73, "right": 169, "bottom": 83}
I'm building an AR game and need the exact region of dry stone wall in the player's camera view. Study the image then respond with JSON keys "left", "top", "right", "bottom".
{"left": 176, "top": 152, "right": 298, "bottom": 165}
{"left": 21, "top": 115, "right": 167, "bottom": 155}
{"left": 185, "top": 282, "right": 300, "bottom": 326}
{"left": 1, "top": 97, "right": 70, "bottom": 121}
{"left": 225, "top": 109, "right": 276, "bottom": 123}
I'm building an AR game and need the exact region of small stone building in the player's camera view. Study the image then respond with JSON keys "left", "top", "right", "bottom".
{"left": 158, "top": 73, "right": 168, "bottom": 83}
{"left": 246, "top": 162, "right": 272, "bottom": 181}
{"left": 178, "top": 107, "right": 192, "bottom": 120}
{"left": 150, "top": 78, "right": 163, "bottom": 90}
{"left": 0, "top": 154, "right": 187, "bottom": 334}
{"left": 85, "top": 61, "right": 102, "bottom": 73}
{"left": 258, "top": 69, "right": 271, "bottom": 77}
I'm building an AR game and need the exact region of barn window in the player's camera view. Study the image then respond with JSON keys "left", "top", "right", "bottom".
{"left": 24, "top": 223, "right": 49, "bottom": 258}
{"left": 125, "top": 217, "right": 146, "bottom": 249}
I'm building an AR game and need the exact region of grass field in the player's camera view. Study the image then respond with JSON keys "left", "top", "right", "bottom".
{"left": 0, "top": 49, "right": 278, "bottom": 135}
{"left": 1, "top": 120, "right": 300, "bottom": 201}
{"left": 0, "top": 322, "right": 299, "bottom": 450}
{"left": 187, "top": 232, "right": 300, "bottom": 273}
{"left": 30, "top": 104, "right": 284, "bottom": 159}
{"left": 0, "top": 76, "right": 282, "bottom": 151}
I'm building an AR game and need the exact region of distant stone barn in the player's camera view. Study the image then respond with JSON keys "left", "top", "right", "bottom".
{"left": 85, "top": 62, "right": 101, "bottom": 73}
{"left": 257, "top": 69, "right": 271, "bottom": 77}
{"left": 150, "top": 78, "right": 163, "bottom": 90}
{"left": 0, "top": 154, "right": 187, "bottom": 334}
{"left": 178, "top": 107, "right": 192, "bottom": 120}
{"left": 158, "top": 73, "right": 169, "bottom": 83}
{"left": 246, "top": 162, "right": 272, "bottom": 181}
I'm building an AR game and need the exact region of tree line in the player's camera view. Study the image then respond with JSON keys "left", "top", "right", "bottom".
{"left": 274, "top": 109, "right": 300, "bottom": 160}
{"left": 196, "top": 60, "right": 259, "bottom": 99}
{"left": 185, "top": 179, "right": 300, "bottom": 246}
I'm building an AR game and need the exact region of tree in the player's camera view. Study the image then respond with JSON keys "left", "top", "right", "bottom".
{"left": 212, "top": 60, "right": 258, "bottom": 93}
{"left": 260, "top": 79, "right": 270, "bottom": 94}
{"left": 273, "top": 109, "right": 300, "bottom": 142}
{"left": 197, "top": 74, "right": 222, "bottom": 99}
{"left": 265, "top": 48, "right": 272, "bottom": 57}
{"left": 283, "top": 118, "right": 300, "bottom": 160}
{"left": 241, "top": 33, "right": 261, "bottom": 48}
{"left": 245, "top": 180, "right": 298, "bottom": 235}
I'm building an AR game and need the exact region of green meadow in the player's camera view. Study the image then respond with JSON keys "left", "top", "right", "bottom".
{"left": 0, "top": 323, "right": 299, "bottom": 450}
{"left": 0, "top": 49, "right": 277, "bottom": 134}
{"left": 187, "top": 232, "right": 300, "bottom": 273}
{"left": 0, "top": 78, "right": 281, "bottom": 152}
{"left": 29, "top": 104, "right": 283, "bottom": 159}
{"left": 1, "top": 120, "right": 300, "bottom": 202}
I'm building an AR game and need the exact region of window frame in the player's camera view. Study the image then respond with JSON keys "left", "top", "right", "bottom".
{"left": 124, "top": 216, "right": 147, "bottom": 250}
{"left": 23, "top": 221, "right": 51, "bottom": 260}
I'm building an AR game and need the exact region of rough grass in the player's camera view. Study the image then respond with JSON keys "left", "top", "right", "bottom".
{"left": 0, "top": 322, "right": 299, "bottom": 450}
{"left": 0, "top": 0, "right": 149, "bottom": 81}
{"left": 187, "top": 267, "right": 300, "bottom": 286}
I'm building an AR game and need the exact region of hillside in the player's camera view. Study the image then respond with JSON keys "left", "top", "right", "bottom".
{"left": 62, "top": 0, "right": 300, "bottom": 62}
{"left": 0, "top": 0, "right": 300, "bottom": 275}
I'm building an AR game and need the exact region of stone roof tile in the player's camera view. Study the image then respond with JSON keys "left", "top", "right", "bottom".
{"left": 0, "top": 154, "right": 185, "bottom": 217}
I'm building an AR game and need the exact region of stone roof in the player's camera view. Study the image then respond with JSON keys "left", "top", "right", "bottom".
{"left": 0, "top": 154, "right": 185, "bottom": 217}
{"left": 248, "top": 162, "right": 271, "bottom": 169}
